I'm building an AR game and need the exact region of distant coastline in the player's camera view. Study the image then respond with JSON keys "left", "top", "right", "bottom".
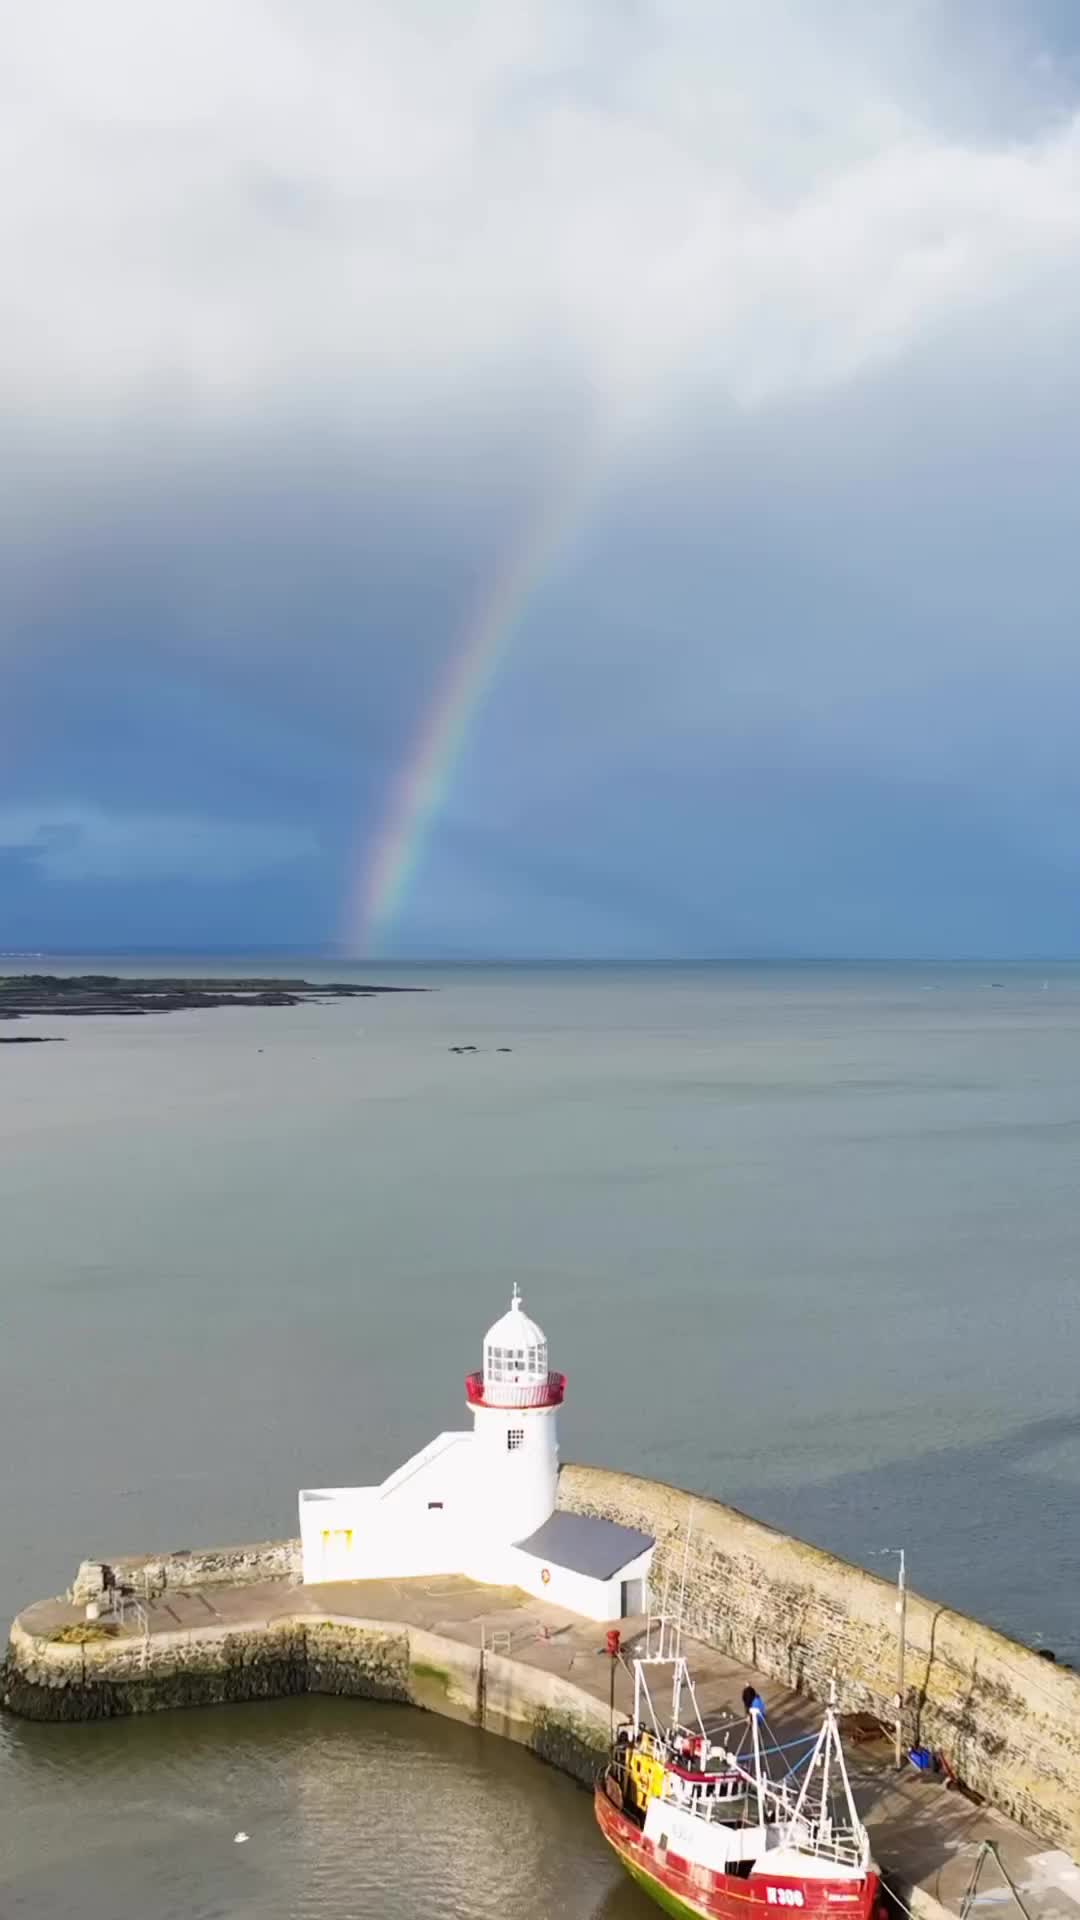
{"left": 0, "top": 974, "right": 421, "bottom": 1022}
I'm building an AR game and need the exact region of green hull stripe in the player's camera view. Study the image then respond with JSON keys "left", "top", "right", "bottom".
{"left": 621, "top": 1855, "right": 710, "bottom": 1920}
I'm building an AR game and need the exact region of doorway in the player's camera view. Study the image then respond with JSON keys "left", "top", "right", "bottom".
{"left": 621, "top": 1577, "right": 646, "bottom": 1616}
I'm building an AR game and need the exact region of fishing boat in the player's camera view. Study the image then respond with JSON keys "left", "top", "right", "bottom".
{"left": 595, "top": 1625, "right": 883, "bottom": 1920}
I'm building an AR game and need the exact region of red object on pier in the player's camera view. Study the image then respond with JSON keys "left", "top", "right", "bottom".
{"left": 606, "top": 1629, "right": 621, "bottom": 1658}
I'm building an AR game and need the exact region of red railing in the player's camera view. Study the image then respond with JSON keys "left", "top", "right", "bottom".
{"left": 465, "top": 1370, "right": 566, "bottom": 1409}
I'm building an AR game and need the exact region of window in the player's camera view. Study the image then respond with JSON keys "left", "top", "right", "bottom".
{"left": 507, "top": 1428, "right": 525, "bottom": 1451}
{"left": 427, "top": 1500, "right": 443, "bottom": 1510}
{"left": 485, "top": 1337, "right": 548, "bottom": 1383}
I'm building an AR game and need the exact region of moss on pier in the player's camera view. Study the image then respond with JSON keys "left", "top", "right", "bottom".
{"left": 49, "top": 1622, "right": 120, "bottom": 1645}
{"left": 410, "top": 1661, "right": 452, "bottom": 1692}
{"left": 527, "top": 1706, "right": 607, "bottom": 1786}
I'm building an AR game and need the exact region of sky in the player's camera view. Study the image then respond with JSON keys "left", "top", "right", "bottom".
{"left": 3, "top": 0, "right": 1080, "bottom": 958}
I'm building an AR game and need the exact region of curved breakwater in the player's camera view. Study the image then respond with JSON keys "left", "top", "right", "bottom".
{"left": 5, "top": 1464, "right": 1079, "bottom": 1865}
{"left": 3, "top": 1610, "right": 610, "bottom": 1787}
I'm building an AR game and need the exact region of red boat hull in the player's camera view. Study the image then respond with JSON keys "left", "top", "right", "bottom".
{"left": 595, "top": 1785, "right": 882, "bottom": 1920}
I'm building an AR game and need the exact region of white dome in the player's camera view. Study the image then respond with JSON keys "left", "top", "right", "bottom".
{"left": 484, "top": 1284, "right": 546, "bottom": 1352}
{"left": 483, "top": 1285, "right": 549, "bottom": 1385}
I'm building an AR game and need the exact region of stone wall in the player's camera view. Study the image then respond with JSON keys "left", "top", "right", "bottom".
{"left": 27, "top": 1461, "right": 1080, "bottom": 1854}
{"left": 70, "top": 1540, "right": 301, "bottom": 1604}
{"left": 558, "top": 1463, "right": 1080, "bottom": 1855}
{"left": 1, "top": 1613, "right": 609, "bottom": 1788}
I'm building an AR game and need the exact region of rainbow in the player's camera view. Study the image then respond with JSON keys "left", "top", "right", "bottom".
{"left": 347, "top": 455, "right": 600, "bottom": 956}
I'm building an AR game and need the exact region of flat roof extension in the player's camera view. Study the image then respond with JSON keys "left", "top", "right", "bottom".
{"left": 514, "top": 1509, "right": 653, "bottom": 1580}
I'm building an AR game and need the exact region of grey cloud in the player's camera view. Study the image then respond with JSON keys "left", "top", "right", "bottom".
{"left": 3, "top": 4, "right": 1080, "bottom": 954}
{"left": 0, "top": 806, "right": 318, "bottom": 883}
{"left": 4, "top": 3, "right": 1080, "bottom": 437}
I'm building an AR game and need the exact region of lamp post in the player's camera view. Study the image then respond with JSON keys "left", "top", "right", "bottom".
{"left": 878, "top": 1549, "right": 907, "bottom": 1770}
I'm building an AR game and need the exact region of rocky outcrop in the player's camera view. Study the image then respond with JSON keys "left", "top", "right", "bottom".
{"left": 0, "top": 976, "right": 417, "bottom": 1022}
{"left": 70, "top": 1540, "right": 301, "bottom": 1604}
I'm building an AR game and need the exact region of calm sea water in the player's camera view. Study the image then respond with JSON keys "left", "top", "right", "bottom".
{"left": 1, "top": 959, "right": 1078, "bottom": 1912}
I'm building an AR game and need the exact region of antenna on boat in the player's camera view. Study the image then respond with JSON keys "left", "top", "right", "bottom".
{"left": 660, "top": 1504, "right": 695, "bottom": 1729}
{"left": 649, "top": 1558, "right": 673, "bottom": 1663}
{"left": 674, "top": 1502, "right": 694, "bottom": 1661}
{"left": 630, "top": 1519, "right": 709, "bottom": 1749}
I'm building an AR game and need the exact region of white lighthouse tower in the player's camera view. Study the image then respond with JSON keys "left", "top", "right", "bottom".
{"left": 299, "top": 1283, "right": 653, "bottom": 1617}
{"left": 466, "top": 1284, "right": 563, "bottom": 1549}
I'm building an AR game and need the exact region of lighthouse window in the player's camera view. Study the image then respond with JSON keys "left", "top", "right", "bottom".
{"left": 486, "top": 1338, "right": 548, "bottom": 1382}
{"left": 507, "top": 1428, "right": 524, "bottom": 1451}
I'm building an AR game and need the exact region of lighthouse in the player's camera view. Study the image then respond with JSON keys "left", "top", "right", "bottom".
{"left": 466, "top": 1284, "right": 564, "bottom": 1545}
{"left": 298, "top": 1286, "right": 654, "bottom": 1619}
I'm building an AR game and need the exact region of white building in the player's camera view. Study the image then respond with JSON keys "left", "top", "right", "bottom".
{"left": 299, "top": 1287, "right": 653, "bottom": 1622}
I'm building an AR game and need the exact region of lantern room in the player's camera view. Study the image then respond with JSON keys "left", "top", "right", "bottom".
{"left": 466, "top": 1284, "right": 566, "bottom": 1409}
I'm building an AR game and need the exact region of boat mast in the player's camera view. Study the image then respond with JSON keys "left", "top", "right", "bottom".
{"left": 630, "top": 1644, "right": 708, "bottom": 1750}
{"left": 828, "top": 1698, "right": 861, "bottom": 1841}
{"left": 750, "top": 1701, "right": 766, "bottom": 1828}
{"left": 819, "top": 1682, "right": 833, "bottom": 1838}
{"left": 787, "top": 1713, "right": 830, "bottom": 1832}
{"left": 784, "top": 1688, "right": 867, "bottom": 1861}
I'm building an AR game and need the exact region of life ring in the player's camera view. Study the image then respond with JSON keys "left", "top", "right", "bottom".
{"left": 541, "top": 1567, "right": 551, "bottom": 1585}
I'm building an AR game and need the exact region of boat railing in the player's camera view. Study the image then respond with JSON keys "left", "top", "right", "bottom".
{"left": 683, "top": 1760, "right": 869, "bottom": 1866}
{"left": 777, "top": 1823, "right": 869, "bottom": 1872}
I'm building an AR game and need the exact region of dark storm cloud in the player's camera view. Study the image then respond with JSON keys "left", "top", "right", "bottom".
{"left": 3, "top": 3, "right": 1080, "bottom": 952}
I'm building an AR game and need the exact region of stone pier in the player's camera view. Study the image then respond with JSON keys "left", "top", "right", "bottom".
{"left": 5, "top": 1465, "right": 1080, "bottom": 1920}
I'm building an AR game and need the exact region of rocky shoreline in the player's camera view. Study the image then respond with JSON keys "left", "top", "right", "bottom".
{"left": 0, "top": 974, "right": 419, "bottom": 1021}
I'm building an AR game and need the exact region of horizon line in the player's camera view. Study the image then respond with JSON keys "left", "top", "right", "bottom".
{"left": 3, "top": 946, "right": 1080, "bottom": 968}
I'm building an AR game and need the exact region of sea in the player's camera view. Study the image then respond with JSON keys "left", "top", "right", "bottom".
{"left": 1, "top": 958, "right": 1078, "bottom": 1917}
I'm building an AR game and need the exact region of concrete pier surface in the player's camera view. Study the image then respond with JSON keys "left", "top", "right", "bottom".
{"left": 7, "top": 1571, "right": 1080, "bottom": 1920}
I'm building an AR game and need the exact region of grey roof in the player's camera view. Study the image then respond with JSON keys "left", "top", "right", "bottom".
{"left": 514, "top": 1510, "right": 653, "bottom": 1580}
